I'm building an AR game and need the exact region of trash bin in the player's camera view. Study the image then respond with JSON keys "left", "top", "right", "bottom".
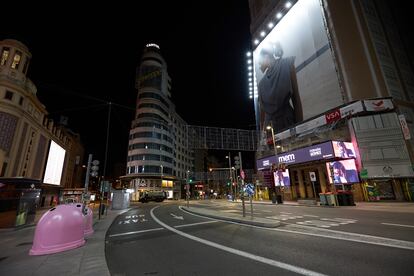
{"left": 319, "top": 193, "right": 327, "bottom": 206}
{"left": 276, "top": 195, "right": 283, "bottom": 204}
{"left": 336, "top": 192, "right": 346, "bottom": 206}
{"left": 271, "top": 193, "right": 277, "bottom": 204}
{"left": 325, "top": 193, "right": 337, "bottom": 206}
{"left": 343, "top": 191, "right": 355, "bottom": 206}
{"left": 30, "top": 204, "right": 85, "bottom": 255}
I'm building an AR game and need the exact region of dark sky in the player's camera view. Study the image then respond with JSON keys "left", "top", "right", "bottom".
{"left": 1, "top": 1, "right": 412, "bottom": 177}
{"left": 1, "top": 1, "right": 255, "bottom": 176}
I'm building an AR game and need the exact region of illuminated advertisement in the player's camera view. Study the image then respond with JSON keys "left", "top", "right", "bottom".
{"left": 273, "top": 169, "right": 290, "bottom": 186}
{"left": 43, "top": 141, "right": 66, "bottom": 185}
{"left": 253, "top": 0, "right": 343, "bottom": 143}
{"left": 332, "top": 141, "right": 356, "bottom": 159}
{"left": 257, "top": 141, "right": 334, "bottom": 170}
{"left": 326, "top": 159, "right": 359, "bottom": 184}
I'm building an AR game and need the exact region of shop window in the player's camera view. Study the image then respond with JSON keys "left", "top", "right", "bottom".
{"left": 11, "top": 50, "right": 22, "bottom": 69}
{"left": 1, "top": 47, "right": 10, "bottom": 65}
{"left": 4, "top": 91, "right": 13, "bottom": 100}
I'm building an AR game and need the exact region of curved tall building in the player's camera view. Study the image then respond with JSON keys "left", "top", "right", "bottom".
{"left": 125, "top": 44, "right": 193, "bottom": 200}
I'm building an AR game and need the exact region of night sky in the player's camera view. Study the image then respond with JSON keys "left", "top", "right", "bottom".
{"left": 1, "top": 1, "right": 413, "bottom": 177}
{"left": 1, "top": 1, "right": 255, "bottom": 176}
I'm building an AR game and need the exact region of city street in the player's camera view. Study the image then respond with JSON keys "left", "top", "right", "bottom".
{"left": 105, "top": 200, "right": 414, "bottom": 275}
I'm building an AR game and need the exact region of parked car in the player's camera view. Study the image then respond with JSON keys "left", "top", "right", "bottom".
{"left": 139, "top": 191, "right": 167, "bottom": 203}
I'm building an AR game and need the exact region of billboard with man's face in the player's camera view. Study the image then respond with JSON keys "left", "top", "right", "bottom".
{"left": 253, "top": 0, "right": 343, "bottom": 144}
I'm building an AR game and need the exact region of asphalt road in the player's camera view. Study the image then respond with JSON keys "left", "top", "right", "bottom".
{"left": 105, "top": 201, "right": 414, "bottom": 276}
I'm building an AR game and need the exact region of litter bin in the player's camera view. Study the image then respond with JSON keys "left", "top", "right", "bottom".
{"left": 271, "top": 193, "right": 277, "bottom": 204}
{"left": 276, "top": 195, "right": 283, "bottom": 204}
{"left": 343, "top": 191, "right": 355, "bottom": 206}
{"left": 336, "top": 192, "right": 346, "bottom": 206}
{"left": 325, "top": 193, "right": 337, "bottom": 206}
{"left": 319, "top": 193, "right": 327, "bottom": 206}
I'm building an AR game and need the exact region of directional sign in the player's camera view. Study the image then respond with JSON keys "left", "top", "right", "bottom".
{"left": 245, "top": 183, "right": 254, "bottom": 196}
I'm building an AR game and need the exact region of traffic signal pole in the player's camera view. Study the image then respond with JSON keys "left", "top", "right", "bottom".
{"left": 83, "top": 154, "right": 93, "bottom": 215}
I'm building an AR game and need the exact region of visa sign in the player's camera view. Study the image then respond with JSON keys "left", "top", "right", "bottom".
{"left": 325, "top": 109, "right": 341, "bottom": 124}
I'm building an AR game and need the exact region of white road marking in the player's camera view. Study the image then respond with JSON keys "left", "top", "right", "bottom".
{"left": 151, "top": 206, "right": 326, "bottom": 276}
{"left": 108, "top": 228, "right": 164, "bottom": 238}
{"left": 180, "top": 207, "right": 414, "bottom": 251}
{"left": 175, "top": 221, "right": 218, "bottom": 228}
{"left": 170, "top": 213, "right": 184, "bottom": 220}
{"left": 381, "top": 223, "right": 414, "bottom": 228}
{"left": 262, "top": 210, "right": 273, "bottom": 213}
{"left": 320, "top": 218, "right": 356, "bottom": 224}
{"left": 303, "top": 215, "right": 319, "bottom": 218}
{"left": 280, "top": 212, "right": 292, "bottom": 214}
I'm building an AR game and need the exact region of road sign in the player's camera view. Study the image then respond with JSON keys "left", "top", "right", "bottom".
{"left": 309, "top": 171, "right": 316, "bottom": 182}
{"left": 240, "top": 170, "right": 245, "bottom": 180}
{"left": 245, "top": 183, "right": 254, "bottom": 196}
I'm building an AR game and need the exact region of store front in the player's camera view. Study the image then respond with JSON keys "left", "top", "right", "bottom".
{"left": 0, "top": 178, "right": 41, "bottom": 228}
{"left": 257, "top": 140, "right": 361, "bottom": 203}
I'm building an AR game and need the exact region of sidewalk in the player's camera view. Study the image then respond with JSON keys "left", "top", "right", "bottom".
{"left": 0, "top": 205, "right": 129, "bottom": 276}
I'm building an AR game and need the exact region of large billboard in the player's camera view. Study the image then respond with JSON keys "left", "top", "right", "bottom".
{"left": 326, "top": 159, "right": 359, "bottom": 184}
{"left": 273, "top": 169, "right": 290, "bottom": 187}
{"left": 43, "top": 141, "right": 66, "bottom": 185}
{"left": 253, "top": 0, "right": 343, "bottom": 143}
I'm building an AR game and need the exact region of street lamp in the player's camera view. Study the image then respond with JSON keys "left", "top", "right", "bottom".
{"left": 160, "top": 165, "right": 163, "bottom": 192}
{"left": 226, "top": 153, "right": 236, "bottom": 200}
{"left": 266, "top": 125, "right": 278, "bottom": 156}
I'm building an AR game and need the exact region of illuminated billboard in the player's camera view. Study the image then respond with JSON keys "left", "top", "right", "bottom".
{"left": 253, "top": 0, "right": 343, "bottom": 142}
{"left": 332, "top": 141, "right": 356, "bottom": 159}
{"left": 43, "top": 141, "right": 66, "bottom": 185}
{"left": 273, "top": 169, "right": 290, "bottom": 186}
{"left": 326, "top": 159, "right": 359, "bottom": 184}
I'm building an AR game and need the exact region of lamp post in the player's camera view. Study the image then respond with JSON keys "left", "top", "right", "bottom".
{"left": 160, "top": 165, "right": 163, "bottom": 192}
{"left": 226, "top": 153, "right": 234, "bottom": 201}
{"left": 186, "top": 170, "right": 190, "bottom": 208}
{"left": 266, "top": 125, "right": 278, "bottom": 157}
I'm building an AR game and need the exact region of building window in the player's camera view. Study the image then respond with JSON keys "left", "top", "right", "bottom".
{"left": 19, "top": 96, "right": 24, "bottom": 106}
{"left": 1, "top": 47, "right": 10, "bottom": 66}
{"left": 22, "top": 58, "right": 30, "bottom": 74}
{"left": 4, "top": 91, "right": 13, "bottom": 100}
{"left": 11, "top": 50, "right": 22, "bottom": 69}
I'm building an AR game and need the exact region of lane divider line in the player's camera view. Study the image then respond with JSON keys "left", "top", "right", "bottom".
{"left": 108, "top": 228, "right": 164, "bottom": 238}
{"left": 175, "top": 221, "right": 218, "bottom": 229}
{"left": 381, "top": 223, "right": 414, "bottom": 228}
{"left": 151, "top": 206, "right": 327, "bottom": 276}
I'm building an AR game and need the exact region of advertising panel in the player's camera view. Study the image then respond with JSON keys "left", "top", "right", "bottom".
{"left": 326, "top": 159, "right": 359, "bottom": 184}
{"left": 273, "top": 169, "right": 290, "bottom": 187}
{"left": 256, "top": 141, "right": 334, "bottom": 170}
{"left": 253, "top": 0, "right": 343, "bottom": 143}
{"left": 332, "top": 141, "right": 356, "bottom": 159}
{"left": 43, "top": 141, "right": 66, "bottom": 185}
{"left": 137, "top": 65, "right": 162, "bottom": 89}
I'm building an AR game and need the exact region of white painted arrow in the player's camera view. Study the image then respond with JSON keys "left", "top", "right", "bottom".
{"left": 170, "top": 213, "right": 184, "bottom": 220}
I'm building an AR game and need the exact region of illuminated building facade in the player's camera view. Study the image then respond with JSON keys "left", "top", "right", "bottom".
{"left": 125, "top": 44, "right": 194, "bottom": 200}
{"left": 248, "top": 0, "right": 414, "bottom": 202}
{"left": 0, "top": 39, "right": 85, "bottom": 217}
